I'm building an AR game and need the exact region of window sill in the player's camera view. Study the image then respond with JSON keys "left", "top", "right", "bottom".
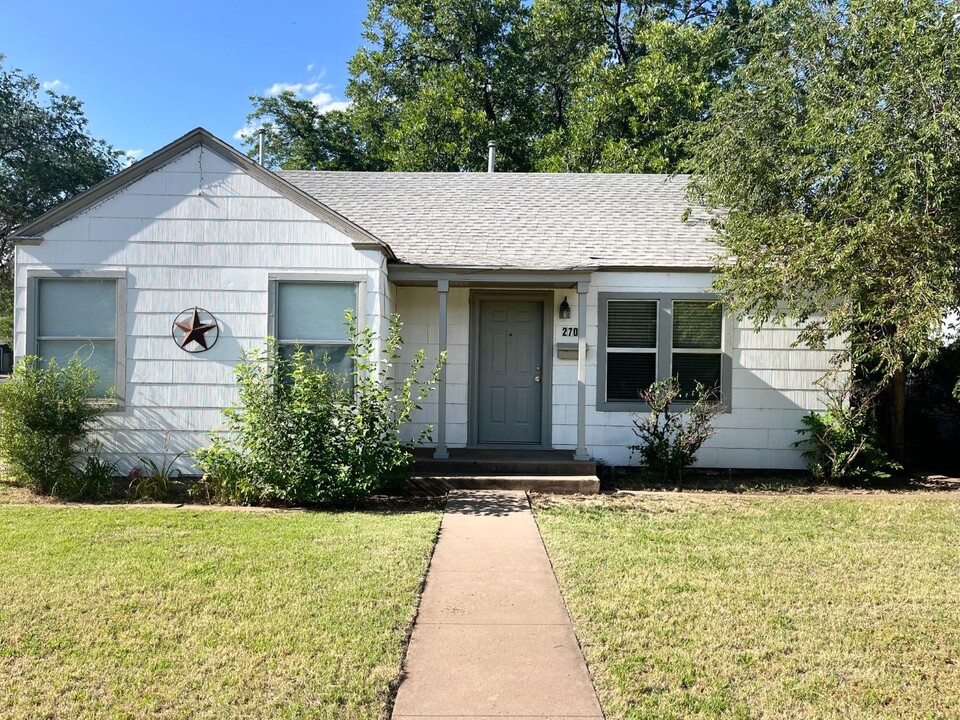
{"left": 596, "top": 399, "right": 732, "bottom": 414}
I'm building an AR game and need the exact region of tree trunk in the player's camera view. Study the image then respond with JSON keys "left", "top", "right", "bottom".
{"left": 889, "top": 367, "right": 906, "bottom": 464}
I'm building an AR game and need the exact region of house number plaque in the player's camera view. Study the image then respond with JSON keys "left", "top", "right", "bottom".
{"left": 173, "top": 307, "right": 220, "bottom": 353}
{"left": 560, "top": 327, "right": 579, "bottom": 337}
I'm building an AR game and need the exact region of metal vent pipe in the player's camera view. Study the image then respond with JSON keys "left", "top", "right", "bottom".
{"left": 487, "top": 140, "right": 497, "bottom": 173}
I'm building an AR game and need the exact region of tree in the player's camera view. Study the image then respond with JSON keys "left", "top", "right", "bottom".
{"left": 536, "top": 0, "right": 749, "bottom": 172}
{"left": 347, "top": 0, "right": 538, "bottom": 171}
{"left": 688, "top": 0, "right": 960, "bottom": 460}
{"left": 249, "top": 0, "right": 746, "bottom": 173}
{"left": 0, "top": 57, "right": 121, "bottom": 341}
{"left": 242, "top": 92, "right": 387, "bottom": 170}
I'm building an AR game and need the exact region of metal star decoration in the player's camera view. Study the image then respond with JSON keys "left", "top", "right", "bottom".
{"left": 173, "top": 307, "right": 219, "bottom": 352}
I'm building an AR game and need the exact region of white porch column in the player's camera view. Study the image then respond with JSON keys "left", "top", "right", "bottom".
{"left": 574, "top": 280, "right": 589, "bottom": 461}
{"left": 434, "top": 279, "right": 450, "bottom": 459}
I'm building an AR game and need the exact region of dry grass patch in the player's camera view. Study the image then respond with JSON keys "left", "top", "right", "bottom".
{"left": 0, "top": 500, "right": 441, "bottom": 719}
{"left": 534, "top": 491, "right": 960, "bottom": 719}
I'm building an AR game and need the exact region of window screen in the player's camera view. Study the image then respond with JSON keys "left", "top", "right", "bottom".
{"left": 605, "top": 300, "right": 657, "bottom": 402}
{"left": 671, "top": 301, "right": 722, "bottom": 398}
{"left": 276, "top": 282, "right": 357, "bottom": 374}
{"left": 36, "top": 278, "right": 117, "bottom": 397}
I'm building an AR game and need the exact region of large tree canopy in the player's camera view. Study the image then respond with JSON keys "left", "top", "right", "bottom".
{"left": 0, "top": 57, "right": 121, "bottom": 342}
{"left": 689, "top": 0, "right": 960, "bottom": 377}
{"left": 688, "top": 0, "right": 960, "bottom": 457}
{"left": 245, "top": 0, "right": 744, "bottom": 172}
{"left": 0, "top": 57, "right": 122, "bottom": 261}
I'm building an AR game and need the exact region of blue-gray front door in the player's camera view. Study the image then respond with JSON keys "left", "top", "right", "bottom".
{"left": 477, "top": 299, "right": 543, "bottom": 444}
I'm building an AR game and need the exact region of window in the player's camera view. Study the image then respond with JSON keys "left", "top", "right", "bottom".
{"left": 598, "top": 293, "right": 729, "bottom": 411}
{"left": 605, "top": 300, "right": 658, "bottom": 402}
{"left": 275, "top": 281, "right": 357, "bottom": 374}
{"left": 33, "top": 276, "right": 121, "bottom": 399}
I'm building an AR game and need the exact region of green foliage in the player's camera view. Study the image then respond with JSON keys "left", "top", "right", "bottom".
{"left": 795, "top": 377, "right": 899, "bottom": 482}
{"left": 347, "top": 0, "right": 537, "bottom": 171}
{"left": 0, "top": 264, "right": 11, "bottom": 344}
{"left": 59, "top": 442, "right": 119, "bottom": 501}
{"left": 0, "top": 356, "right": 108, "bottom": 496}
{"left": 0, "top": 56, "right": 121, "bottom": 344}
{"left": 128, "top": 435, "right": 184, "bottom": 501}
{"left": 247, "top": 0, "right": 743, "bottom": 173}
{"left": 193, "top": 314, "right": 444, "bottom": 506}
{"left": 629, "top": 377, "right": 722, "bottom": 483}
{"left": 242, "top": 95, "right": 386, "bottom": 171}
{"left": 536, "top": 3, "right": 746, "bottom": 172}
{"left": 688, "top": 0, "right": 960, "bottom": 381}
{"left": 0, "top": 56, "right": 122, "bottom": 261}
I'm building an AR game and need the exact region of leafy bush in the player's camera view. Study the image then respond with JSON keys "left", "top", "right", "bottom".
{"left": 128, "top": 435, "right": 184, "bottom": 501}
{"left": 50, "top": 441, "right": 119, "bottom": 501}
{"left": 630, "top": 378, "right": 722, "bottom": 484}
{"left": 193, "top": 313, "right": 444, "bottom": 506}
{"left": 0, "top": 356, "right": 108, "bottom": 496}
{"left": 796, "top": 377, "right": 899, "bottom": 482}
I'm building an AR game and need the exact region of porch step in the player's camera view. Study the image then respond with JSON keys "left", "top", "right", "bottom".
{"left": 408, "top": 475, "right": 600, "bottom": 495}
{"left": 413, "top": 448, "right": 596, "bottom": 477}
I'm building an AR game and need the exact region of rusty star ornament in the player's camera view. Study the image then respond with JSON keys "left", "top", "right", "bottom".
{"left": 173, "top": 307, "right": 219, "bottom": 353}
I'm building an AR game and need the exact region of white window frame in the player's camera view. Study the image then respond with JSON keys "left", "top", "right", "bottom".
{"left": 26, "top": 269, "right": 127, "bottom": 409}
{"left": 597, "top": 292, "right": 732, "bottom": 412}
{"left": 267, "top": 272, "right": 367, "bottom": 364}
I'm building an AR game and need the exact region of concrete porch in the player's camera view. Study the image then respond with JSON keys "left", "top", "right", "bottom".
{"left": 410, "top": 448, "right": 600, "bottom": 494}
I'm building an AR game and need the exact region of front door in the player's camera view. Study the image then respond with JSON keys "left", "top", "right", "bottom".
{"left": 477, "top": 298, "right": 544, "bottom": 444}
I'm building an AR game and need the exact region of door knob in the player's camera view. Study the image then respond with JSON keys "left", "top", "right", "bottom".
{"left": 534, "top": 375, "right": 541, "bottom": 383}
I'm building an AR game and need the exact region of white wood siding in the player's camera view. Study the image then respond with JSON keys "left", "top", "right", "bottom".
{"left": 15, "top": 145, "right": 388, "bottom": 473}
{"left": 394, "top": 273, "right": 840, "bottom": 469}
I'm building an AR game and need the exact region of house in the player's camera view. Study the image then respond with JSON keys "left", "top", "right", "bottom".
{"left": 9, "top": 128, "right": 837, "bottom": 476}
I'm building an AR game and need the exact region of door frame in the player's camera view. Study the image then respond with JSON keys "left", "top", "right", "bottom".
{"left": 468, "top": 289, "right": 554, "bottom": 449}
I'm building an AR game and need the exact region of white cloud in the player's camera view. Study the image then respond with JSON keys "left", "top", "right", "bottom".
{"left": 306, "top": 63, "right": 314, "bottom": 72}
{"left": 266, "top": 81, "right": 320, "bottom": 97}
{"left": 310, "top": 92, "right": 351, "bottom": 114}
{"left": 261, "top": 74, "right": 351, "bottom": 114}
{"left": 233, "top": 123, "right": 262, "bottom": 140}
{"left": 42, "top": 79, "right": 67, "bottom": 92}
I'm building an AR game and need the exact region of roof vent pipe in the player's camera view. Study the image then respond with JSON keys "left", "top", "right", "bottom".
{"left": 257, "top": 128, "right": 265, "bottom": 166}
{"left": 487, "top": 140, "right": 497, "bottom": 173}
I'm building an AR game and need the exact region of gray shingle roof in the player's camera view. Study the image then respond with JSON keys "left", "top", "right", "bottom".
{"left": 279, "top": 171, "right": 719, "bottom": 270}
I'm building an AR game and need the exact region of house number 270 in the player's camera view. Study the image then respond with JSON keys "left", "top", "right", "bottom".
{"left": 561, "top": 327, "right": 579, "bottom": 337}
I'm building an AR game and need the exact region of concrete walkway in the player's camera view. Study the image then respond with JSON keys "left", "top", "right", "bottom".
{"left": 392, "top": 490, "right": 604, "bottom": 719}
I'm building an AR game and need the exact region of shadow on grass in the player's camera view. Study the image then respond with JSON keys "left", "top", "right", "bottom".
{"left": 0, "top": 476, "right": 446, "bottom": 516}
{"left": 599, "top": 467, "right": 960, "bottom": 494}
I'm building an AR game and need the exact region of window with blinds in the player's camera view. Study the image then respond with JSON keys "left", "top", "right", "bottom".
{"left": 671, "top": 301, "right": 722, "bottom": 399}
{"left": 598, "top": 293, "right": 728, "bottom": 411}
{"left": 276, "top": 281, "right": 357, "bottom": 374}
{"left": 605, "top": 300, "right": 658, "bottom": 402}
{"left": 36, "top": 278, "right": 118, "bottom": 397}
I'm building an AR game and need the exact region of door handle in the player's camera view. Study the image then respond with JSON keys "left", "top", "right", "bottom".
{"left": 534, "top": 375, "right": 541, "bottom": 383}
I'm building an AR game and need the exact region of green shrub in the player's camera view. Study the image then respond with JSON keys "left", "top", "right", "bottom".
{"left": 629, "top": 377, "right": 722, "bottom": 484}
{"left": 0, "top": 355, "right": 108, "bottom": 496}
{"left": 193, "top": 313, "right": 444, "bottom": 506}
{"left": 51, "top": 441, "right": 119, "bottom": 501}
{"left": 796, "top": 377, "right": 900, "bottom": 482}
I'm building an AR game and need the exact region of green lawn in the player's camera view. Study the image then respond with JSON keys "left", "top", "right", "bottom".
{"left": 534, "top": 492, "right": 960, "bottom": 720}
{"left": 0, "top": 495, "right": 441, "bottom": 719}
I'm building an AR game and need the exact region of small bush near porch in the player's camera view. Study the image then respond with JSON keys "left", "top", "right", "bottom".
{"left": 0, "top": 492, "right": 441, "bottom": 719}
{"left": 534, "top": 492, "right": 960, "bottom": 719}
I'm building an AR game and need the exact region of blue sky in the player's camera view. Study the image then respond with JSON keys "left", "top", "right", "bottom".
{"left": 2, "top": 1, "right": 368, "bottom": 162}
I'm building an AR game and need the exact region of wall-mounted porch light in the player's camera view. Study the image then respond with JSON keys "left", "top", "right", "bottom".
{"left": 559, "top": 296, "right": 571, "bottom": 320}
